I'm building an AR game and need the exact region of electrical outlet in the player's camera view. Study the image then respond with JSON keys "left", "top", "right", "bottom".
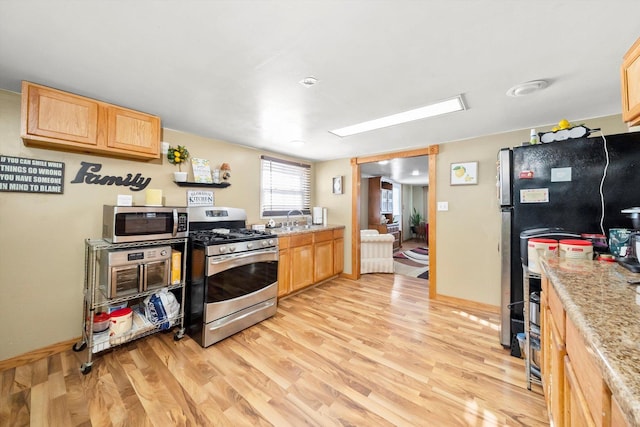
{"left": 437, "top": 201, "right": 449, "bottom": 211}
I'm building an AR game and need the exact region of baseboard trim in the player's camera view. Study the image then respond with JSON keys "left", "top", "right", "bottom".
{"left": 0, "top": 337, "right": 80, "bottom": 371}
{"left": 435, "top": 294, "right": 499, "bottom": 314}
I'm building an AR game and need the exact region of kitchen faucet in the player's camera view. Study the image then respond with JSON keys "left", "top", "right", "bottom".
{"left": 287, "top": 209, "right": 304, "bottom": 226}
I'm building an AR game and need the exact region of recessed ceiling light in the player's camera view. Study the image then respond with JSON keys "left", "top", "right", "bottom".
{"left": 378, "top": 160, "right": 389, "bottom": 165}
{"left": 329, "top": 95, "right": 466, "bottom": 137}
{"left": 289, "top": 140, "right": 305, "bottom": 145}
{"left": 411, "top": 170, "right": 420, "bottom": 176}
{"left": 506, "top": 80, "right": 549, "bottom": 97}
{"left": 299, "top": 76, "right": 318, "bottom": 88}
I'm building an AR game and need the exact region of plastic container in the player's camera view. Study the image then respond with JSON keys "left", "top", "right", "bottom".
{"left": 92, "top": 312, "right": 110, "bottom": 333}
{"left": 109, "top": 307, "right": 133, "bottom": 336}
{"left": 559, "top": 239, "right": 593, "bottom": 259}
{"left": 527, "top": 238, "right": 558, "bottom": 273}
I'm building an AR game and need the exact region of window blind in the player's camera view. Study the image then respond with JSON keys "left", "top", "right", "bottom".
{"left": 260, "top": 155, "right": 311, "bottom": 217}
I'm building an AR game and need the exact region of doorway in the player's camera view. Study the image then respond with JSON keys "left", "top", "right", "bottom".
{"left": 351, "top": 145, "right": 439, "bottom": 299}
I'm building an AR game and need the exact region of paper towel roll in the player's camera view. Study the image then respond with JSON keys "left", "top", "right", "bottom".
{"left": 145, "top": 189, "right": 163, "bottom": 206}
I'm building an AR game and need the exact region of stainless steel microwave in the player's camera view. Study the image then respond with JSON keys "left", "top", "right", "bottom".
{"left": 103, "top": 205, "right": 188, "bottom": 243}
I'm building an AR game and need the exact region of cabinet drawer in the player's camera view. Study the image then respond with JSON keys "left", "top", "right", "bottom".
{"left": 333, "top": 228, "right": 344, "bottom": 239}
{"left": 290, "top": 233, "right": 313, "bottom": 247}
{"left": 314, "top": 230, "right": 333, "bottom": 243}
{"left": 278, "top": 236, "right": 290, "bottom": 249}
{"left": 566, "top": 317, "right": 607, "bottom": 426}
{"left": 549, "top": 284, "right": 565, "bottom": 341}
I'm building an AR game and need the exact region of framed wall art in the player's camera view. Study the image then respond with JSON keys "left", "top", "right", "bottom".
{"left": 450, "top": 161, "right": 478, "bottom": 185}
{"left": 332, "top": 176, "right": 343, "bottom": 194}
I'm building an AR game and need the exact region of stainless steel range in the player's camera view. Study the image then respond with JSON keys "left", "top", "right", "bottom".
{"left": 186, "top": 206, "right": 278, "bottom": 347}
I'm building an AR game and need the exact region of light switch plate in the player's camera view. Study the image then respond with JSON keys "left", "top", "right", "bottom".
{"left": 437, "top": 201, "right": 449, "bottom": 211}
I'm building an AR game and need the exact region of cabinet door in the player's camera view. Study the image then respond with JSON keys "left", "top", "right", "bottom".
{"left": 550, "top": 316, "right": 567, "bottom": 426}
{"left": 566, "top": 318, "right": 608, "bottom": 426}
{"left": 611, "top": 396, "right": 630, "bottom": 427}
{"left": 106, "top": 106, "right": 161, "bottom": 157}
{"left": 277, "top": 248, "right": 291, "bottom": 298}
{"left": 621, "top": 36, "right": 640, "bottom": 126}
{"left": 565, "top": 356, "right": 596, "bottom": 427}
{"left": 314, "top": 240, "right": 333, "bottom": 283}
{"left": 291, "top": 244, "right": 313, "bottom": 291}
{"left": 334, "top": 237, "right": 344, "bottom": 275}
{"left": 22, "top": 81, "right": 101, "bottom": 146}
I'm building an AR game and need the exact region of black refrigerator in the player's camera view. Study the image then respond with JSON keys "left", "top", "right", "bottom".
{"left": 498, "top": 131, "right": 640, "bottom": 348}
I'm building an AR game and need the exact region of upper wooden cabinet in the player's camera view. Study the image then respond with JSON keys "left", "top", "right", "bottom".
{"left": 621, "top": 37, "right": 640, "bottom": 126}
{"left": 21, "top": 81, "right": 161, "bottom": 160}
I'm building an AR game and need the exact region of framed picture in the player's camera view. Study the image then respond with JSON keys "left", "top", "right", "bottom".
{"left": 450, "top": 161, "right": 478, "bottom": 185}
{"left": 332, "top": 176, "right": 343, "bottom": 194}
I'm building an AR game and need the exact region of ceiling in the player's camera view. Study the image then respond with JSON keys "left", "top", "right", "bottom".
{"left": 1, "top": 1, "right": 639, "bottom": 172}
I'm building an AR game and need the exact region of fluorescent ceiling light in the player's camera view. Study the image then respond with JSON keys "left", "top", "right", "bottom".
{"left": 329, "top": 95, "right": 466, "bottom": 137}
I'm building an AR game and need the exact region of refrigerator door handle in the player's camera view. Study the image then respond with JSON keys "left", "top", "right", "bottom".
{"left": 500, "top": 208, "right": 512, "bottom": 347}
{"left": 498, "top": 149, "right": 513, "bottom": 207}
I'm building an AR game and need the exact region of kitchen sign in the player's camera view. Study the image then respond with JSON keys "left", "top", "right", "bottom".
{"left": 0, "top": 154, "right": 64, "bottom": 194}
{"left": 187, "top": 190, "right": 214, "bottom": 207}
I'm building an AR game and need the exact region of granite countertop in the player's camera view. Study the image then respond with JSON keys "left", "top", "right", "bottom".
{"left": 540, "top": 256, "right": 640, "bottom": 425}
{"left": 266, "top": 224, "right": 345, "bottom": 236}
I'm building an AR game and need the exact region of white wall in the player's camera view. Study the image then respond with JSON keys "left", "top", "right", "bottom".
{"left": 434, "top": 115, "right": 630, "bottom": 306}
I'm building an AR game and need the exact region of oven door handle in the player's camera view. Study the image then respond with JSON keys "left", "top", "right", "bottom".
{"left": 208, "top": 249, "right": 278, "bottom": 275}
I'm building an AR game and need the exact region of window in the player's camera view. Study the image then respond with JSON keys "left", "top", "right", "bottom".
{"left": 260, "top": 155, "right": 311, "bottom": 217}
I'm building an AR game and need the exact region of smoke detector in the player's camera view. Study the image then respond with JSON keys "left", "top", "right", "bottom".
{"left": 506, "top": 80, "right": 549, "bottom": 97}
{"left": 299, "top": 76, "right": 318, "bottom": 88}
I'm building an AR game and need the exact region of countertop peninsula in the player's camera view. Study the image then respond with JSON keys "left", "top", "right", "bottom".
{"left": 540, "top": 256, "right": 640, "bottom": 425}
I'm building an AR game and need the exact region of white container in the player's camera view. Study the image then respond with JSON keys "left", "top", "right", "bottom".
{"left": 527, "top": 238, "right": 558, "bottom": 274}
{"left": 559, "top": 239, "right": 593, "bottom": 259}
{"left": 312, "top": 207, "right": 323, "bottom": 225}
{"left": 109, "top": 307, "right": 133, "bottom": 336}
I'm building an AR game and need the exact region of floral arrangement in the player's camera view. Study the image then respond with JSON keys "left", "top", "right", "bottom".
{"left": 167, "top": 145, "right": 189, "bottom": 171}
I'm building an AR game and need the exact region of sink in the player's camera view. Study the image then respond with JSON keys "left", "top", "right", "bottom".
{"left": 266, "top": 224, "right": 324, "bottom": 234}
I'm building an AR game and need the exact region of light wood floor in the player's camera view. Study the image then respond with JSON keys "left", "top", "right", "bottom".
{"left": 0, "top": 273, "right": 548, "bottom": 426}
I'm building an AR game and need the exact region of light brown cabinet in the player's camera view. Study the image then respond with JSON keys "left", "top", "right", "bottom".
{"left": 21, "top": 81, "right": 161, "bottom": 160}
{"left": 333, "top": 228, "right": 344, "bottom": 275}
{"left": 541, "top": 275, "right": 567, "bottom": 426}
{"left": 564, "top": 356, "right": 596, "bottom": 427}
{"left": 277, "top": 236, "right": 291, "bottom": 298}
{"left": 621, "top": 36, "right": 640, "bottom": 127}
{"left": 277, "top": 227, "right": 344, "bottom": 298}
{"left": 290, "top": 234, "right": 314, "bottom": 292}
{"left": 313, "top": 230, "right": 334, "bottom": 283}
{"left": 541, "top": 272, "right": 629, "bottom": 427}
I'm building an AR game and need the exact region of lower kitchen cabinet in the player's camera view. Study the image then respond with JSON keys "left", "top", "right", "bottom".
{"left": 564, "top": 356, "right": 596, "bottom": 426}
{"left": 277, "top": 236, "right": 291, "bottom": 297}
{"left": 290, "top": 233, "right": 314, "bottom": 292}
{"left": 541, "top": 275, "right": 567, "bottom": 425}
{"left": 333, "top": 228, "right": 344, "bottom": 275}
{"left": 277, "top": 227, "right": 345, "bottom": 298}
{"left": 313, "top": 230, "right": 334, "bottom": 283}
{"left": 541, "top": 272, "right": 628, "bottom": 427}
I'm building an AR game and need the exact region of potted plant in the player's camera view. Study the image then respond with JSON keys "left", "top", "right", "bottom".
{"left": 167, "top": 145, "right": 189, "bottom": 182}
{"left": 410, "top": 208, "right": 424, "bottom": 235}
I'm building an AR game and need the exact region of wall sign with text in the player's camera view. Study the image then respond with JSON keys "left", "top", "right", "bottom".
{"left": 0, "top": 154, "right": 64, "bottom": 194}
